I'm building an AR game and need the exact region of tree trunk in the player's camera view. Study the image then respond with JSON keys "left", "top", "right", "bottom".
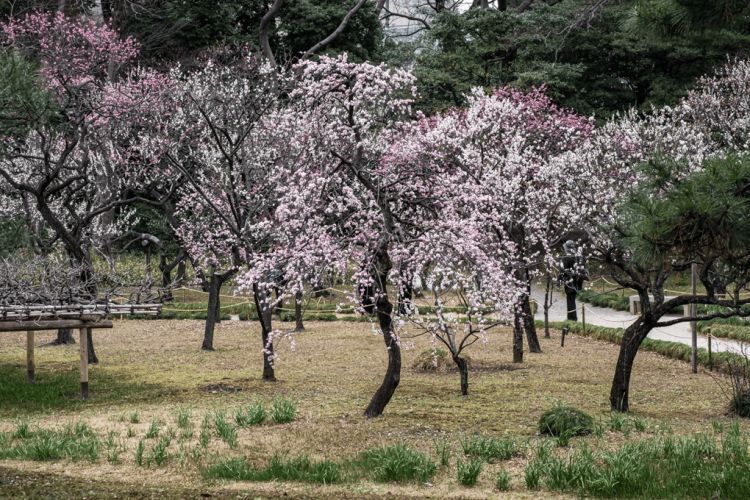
{"left": 522, "top": 295, "right": 542, "bottom": 353}
{"left": 176, "top": 259, "right": 186, "bottom": 284}
{"left": 609, "top": 319, "right": 651, "bottom": 412}
{"left": 364, "top": 298, "right": 401, "bottom": 418}
{"left": 53, "top": 328, "right": 76, "bottom": 345}
{"left": 253, "top": 285, "right": 276, "bottom": 381}
{"left": 202, "top": 274, "right": 221, "bottom": 351}
{"left": 513, "top": 314, "right": 524, "bottom": 363}
{"left": 453, "top": 355, "right": 469, "bottom": 396}
{"left": 86, "top": 328, "right": 98, "bottom": 364}
{"left": 544, "top": 272, "right": 552, "bottom": 338}
{"left": 160, "top": 254, "right": 173, "bottom": 302}
{"left": 294, "top": 290, "right": 304, "bottom": 332}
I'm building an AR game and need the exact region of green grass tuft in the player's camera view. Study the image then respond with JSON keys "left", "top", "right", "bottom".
{"left": 213, "top": 412, "right": 238, "bottom": 448}
{"left": 203, "top": 454, "right": 342, "bottom": 484}
{"left": 461, "top": 434, "right": 523, "bottom": 462}
{"left": 496, "top": 469, "right": 510, "bottom": 491}
{"left": 456, "top": 458, "right": 482, "bottom": 487}
{"left": 235, "top": 403, "right": 266, "bottom": 428}
{"left": 270, "top": 397, "right": 297, "bottom": 424}
{"left": 526, "top": 425, "right": 750, "bottom": 497}
{"left": 0, "top": 424, "right": 100, "bottom": 462}
{"left": 359, "top": 444, "right": 437, "bottom": 483}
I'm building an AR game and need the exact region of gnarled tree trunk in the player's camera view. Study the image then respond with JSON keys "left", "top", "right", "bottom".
{"left": 522, "top": 295, "right": 542, "bottom": 353}
{"left": 363, "top": 249, "right": 401, "bottom": 418}
{"left": 610, "top": 317, "right": 653, "bottom": 412}
{"left": 53, "top": 328, "right": 76, "bottom": 345}
{"left": 453, "top": 355, "right": 469, "bottom": 396}
{"left": 513, "top": 314, "right": 524, "bottom": 363}
{"left": 253, "top": 284, "right": 276, "bottom": 381}
{"left": 294, "top": 290, "right": 304, "bottom": 332}
{"left": 202, "top": 270, "right": 234, "bottom": 351}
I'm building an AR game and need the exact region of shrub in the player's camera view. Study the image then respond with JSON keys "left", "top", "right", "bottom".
{"left": 457, "top": 458, "right": 483, "bottom": 486}
{"left": 360, "top": 444, "right": 437, "bottom": 483}
{"left": 461, "top": 434, "right": 523, "bottom": 462}
{"left": 538, "top": 404, "right": 594, "bottom": 439}
{"left": 271, "top": 397, "right": 297, "bottom": 424}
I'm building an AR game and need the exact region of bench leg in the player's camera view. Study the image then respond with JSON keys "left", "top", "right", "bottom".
{"left": 79, "top": 328, "right": 89, "bottom": 400}
{"left": 26, "top": 330, "right": 34, "bottom": 384}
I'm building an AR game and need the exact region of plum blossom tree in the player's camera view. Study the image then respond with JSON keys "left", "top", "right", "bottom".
{"left": 0, "top": 11, "right": 170, "bottom": 359}
{"left": 277, "top": 54, "right": 428, "bottom": 417}
{"left": 578, "top": 59, "right": 750, "bottom": 412}
{"left": 143, "top": 54, "right": 305, "bottom": 378}
{"left": 408, "top": 87, "right": 593, "bottom": 363}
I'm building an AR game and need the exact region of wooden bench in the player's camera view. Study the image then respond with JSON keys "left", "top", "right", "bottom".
{"left": 0, "top": 303, "right": 160, "bottom": 400}
{"left": 1, "top": 318, "right": 113, "bottom": 400}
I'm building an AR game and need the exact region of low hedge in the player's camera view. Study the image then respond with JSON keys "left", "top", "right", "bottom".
{"left": 537, "top": 320, "right": 746, "bottom": 375}
{"left": 577, "top": 290, "right": 630, "bottom": 311}
{"left": 700, "top": 324, "right": 750, "bottom": 343}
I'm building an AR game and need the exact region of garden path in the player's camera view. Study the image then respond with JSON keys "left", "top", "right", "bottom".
{"left": 531, "top": 287, "right": 748, "bottom": 356}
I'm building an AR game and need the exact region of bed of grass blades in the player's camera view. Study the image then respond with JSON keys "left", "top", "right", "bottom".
{"left": 524, "top": 421, "right": 750, "bottom": 498}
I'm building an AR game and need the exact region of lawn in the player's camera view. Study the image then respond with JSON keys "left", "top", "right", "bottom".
{"left": 0, "top": 319, "right": 746, "bottom": 498}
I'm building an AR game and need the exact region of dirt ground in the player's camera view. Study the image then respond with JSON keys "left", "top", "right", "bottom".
{"left": 0, "top": 319, "right": 742, "bottom": 498}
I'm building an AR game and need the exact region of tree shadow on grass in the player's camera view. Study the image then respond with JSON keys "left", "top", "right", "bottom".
{"left": 0, "top": 363, "right": 178, "bottom": 417}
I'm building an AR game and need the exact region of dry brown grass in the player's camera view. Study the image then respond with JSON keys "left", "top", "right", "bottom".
{"left": 0, "top": 319, "right": 743, "bottom": 498}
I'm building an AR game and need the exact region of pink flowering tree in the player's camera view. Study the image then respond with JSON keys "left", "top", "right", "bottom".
{"left": 0, "top": 12, "right": 170, "bottom": 359}
{"left": 141, "top": 54, "right": 309, "bottom": 379}
{"left": 409, "top": 88, "right": 593, "bottom": 364}
{"left": 578, "top": 59, "right": 750, "bottom": 412}
{"left": 277, "top": 55, "right": 432, "bottom": 416}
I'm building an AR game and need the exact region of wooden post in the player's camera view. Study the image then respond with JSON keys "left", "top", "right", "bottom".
{"left": 26, "top": 330, "right": 35, "bottom": 384}
{"left": 581, "top": 304, "right": 586, "bottom": 333}
{"left": 561, "top": 326, "right": 567, "bottom": 347}
{"left": 691, "top": 262, "right": 698, "bottom": 374}
{"left": 79, "top": 328, "right": 89, "bottom": 400}
{"left": 708, "top": 334, "right": 713, "bottom": 372}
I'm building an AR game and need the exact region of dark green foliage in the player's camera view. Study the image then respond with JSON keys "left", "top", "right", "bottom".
{"left": 203, "top": 455, "right": 342, "bottom": 484}
{"left": 359, "top": 444, "right": 437, "bottom": 483}
{"left": 623, "top": 155, "right": 750, "bottom": 264}
{"left": 461, "top": 434, "right": 523, "bottom": 462}
{"left": 538, "top": 404, "right": 593, "bottom": 438}
{"left": 117, "top": 0, "right": 381, "bottom": 67}
{"left": 526, "top": 423, "right": 750, "bottom": 498}
{"left": 577, "top": 289, "right": 630, "bottom": 311}
{"left": 410, "top": 1, "right": 750, "bottom": 117}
